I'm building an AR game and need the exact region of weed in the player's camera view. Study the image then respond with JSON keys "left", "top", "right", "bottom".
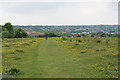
{"left": 80, "top": 51, "right": 86, "bottom": 54}
{"left": 15, "top": 49, "right": 24, "bottom": 53}
{"left": 8, "top": 68, "right": 20, "bottom": 75}
{"left": 70, "top": 40, "right": 72, "bottom": 42}
{"left": 62, "top": 37, "right": 67, "bottom": 40}
{"left": 78, "top": 39, "right": 82, "bottom": 42}
{"left": 96, "top": 40, "right": 101, "bottom": 43}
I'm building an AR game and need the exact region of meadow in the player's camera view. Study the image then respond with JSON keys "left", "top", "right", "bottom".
{"left": 2, "top": 37, "right": 118, "bottom": 78}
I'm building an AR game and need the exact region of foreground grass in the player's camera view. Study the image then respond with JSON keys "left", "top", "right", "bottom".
{"left": 2, "top": 37, "right": 118, "bottom": 78}
{"left": 56, "top": 37, "right": 118, "bottom": 78}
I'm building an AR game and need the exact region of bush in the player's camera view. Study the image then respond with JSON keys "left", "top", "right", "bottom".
{"left": 8, "top": 68, "right": 20, "bottom": 75}
{"left": 2, "top": 28, "right": 9, "bottom": 38}
{"left": 44, "top": 33, "right": 60, "bottom": 37}
{"left": 4, "top": 44, "right": 10, "bottom": 47}
{"left": 70, "top": 40, "right": 72, "bottom": 42}
{"left": 96, "top": 40, "right": 101, "bottom": 43}
{"left": 78, "top": 39, "right": 82, "bottom": 42}
{"left": 62, "top": 37, "right": 67, "bottom": 40}
{"left": 37, "top": 35, "right": 44, "bottom": 37}
{"left": 14, "top": 28, "right": 28, "bottom": 38}
{"left": 15, "top": 49, "right": 24, "bottom": 53}
{"left": 80, "top": 51, "right": 86, "bottom": 54}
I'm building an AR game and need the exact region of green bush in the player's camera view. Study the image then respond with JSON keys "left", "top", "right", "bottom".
{"left": 8, "top": 68, "right": 20, "bottom": 75}
{"left": 62, "top": 37, "right": 67, "bottom": 40}
{"left": 14, "top": 28, "right": 28, "bottom": 38}
{"left": 70, "top": 40, "right": 72, "bottom": 42}
{"left": 80, "top": 51, "right": 86, "bottom": 54}
{"left": 96, "top": 40, "right": 101, "bottom": 43}
{"left": 15, "top": 49, "right": 24, "bottom": 53}
{"left": 78, "top": 39, "right": 82, "bottom": 42}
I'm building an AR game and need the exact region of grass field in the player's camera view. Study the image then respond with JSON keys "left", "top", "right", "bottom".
{"left": 2, "top": 37, "right": 118, "bottom": 78}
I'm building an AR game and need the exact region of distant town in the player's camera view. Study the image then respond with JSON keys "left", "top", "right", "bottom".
{"left": 14, "top": 25, "right": 118, "bottom": 37}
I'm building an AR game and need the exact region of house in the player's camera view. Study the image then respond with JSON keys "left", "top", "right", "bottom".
{"left": 27, "top": 31, "right": 45, "bottom": 36}
{"left": 94, "top": 33, "right": 101, "bottom": 37}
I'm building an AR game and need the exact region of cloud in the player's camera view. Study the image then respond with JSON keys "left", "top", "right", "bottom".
{"left": 0, "top": 2, "right": 118, "bottom": 25}
{"left": 1, "top": 2, "right": 66, "bottom": 14}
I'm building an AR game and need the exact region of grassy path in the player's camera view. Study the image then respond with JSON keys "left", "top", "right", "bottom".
{"left": 21, "top": 38, "right": 107, "bottom": 78}
{"left": 30, "top": 39, "right": 75, "bottom": 78}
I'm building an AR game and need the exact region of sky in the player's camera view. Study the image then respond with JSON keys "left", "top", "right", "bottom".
{"left": 0, "top": 0, "right": 119, "bottom": 25}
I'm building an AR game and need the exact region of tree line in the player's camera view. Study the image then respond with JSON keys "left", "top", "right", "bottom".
{"left": 2, "top": 22, "right": 28, "bottom": 38}
{"left": 1, "top": 22, "right": 60, "bottom": 38}
{"left": 37, "top": 33, "right": 60, "bottom": 37}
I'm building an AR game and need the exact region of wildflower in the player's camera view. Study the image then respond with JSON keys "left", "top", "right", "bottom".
{"left": 95, "top": 64, "right": 98, "bottom": 66}
{"left": 15, "top": 72, "right": 16, "bottom": 74}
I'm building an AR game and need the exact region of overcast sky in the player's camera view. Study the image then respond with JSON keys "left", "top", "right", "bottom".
{"left": 0, "top": 0, "right": 119, "bottom": 25}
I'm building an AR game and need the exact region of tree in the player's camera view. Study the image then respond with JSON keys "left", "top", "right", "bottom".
{"left": 3, "top": 22, "right": 13, "bottom": 33}
{"left": 2, "top": 22, "right": 14, "bottom": 38}
{"left": 37, "top": 35, "right": 44, "bottom": 37}
{"left": 48, "top": 33, "right": 57, "bottom": 37}
{"left": 91, "top": 33, "right": 96, "bottom": 37}
{"left": 14, "top": 28, "right": 28, "bottom": 38}
{"left": 2, "top": 28, "right": 9, "bottom": 38}
{"left": 101, "top": 33, "right": 106, "bottom": 37}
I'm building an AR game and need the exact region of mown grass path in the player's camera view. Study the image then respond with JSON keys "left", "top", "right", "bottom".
{"left": 30, "top": 39, "right": 75, "bottom": 78}
{"left": 19, "top": 38, "right": 110, "bottom": 78}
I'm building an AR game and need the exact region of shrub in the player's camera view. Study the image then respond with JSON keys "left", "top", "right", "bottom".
{"left": 14, "top": 28, "right": 28, "bottom": 38}
{"left": 80, "top": 51, "right": 86, "bottom": 54}
{"left": 70, "top": 40, "right": 72, "bottom": 42}
{"left": 78, "top": 39, "right": 82, "bottom": 42}
{"left": 96, "top": 40, "right": 101, "bottom": 43}
{"left": 4, "top": 44, "right": 15, "bottom": 47}
{"left": 37, "top": 35, "right": 44, "bottom": 37}
{"left": 15, "top": 49, "right": 24, "bottom": 53}
{"left": 4, "top": 44, "right": 10, "bottom": 47}
{"left": 62, "top": 37, "right": 67, "bottom": 40}
{"left": 8, "top": 68, "right": 20, "bottom": 75}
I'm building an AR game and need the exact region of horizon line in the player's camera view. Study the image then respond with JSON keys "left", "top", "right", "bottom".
{"left": 11, "top": 24, "right": 118, "bottom": 26}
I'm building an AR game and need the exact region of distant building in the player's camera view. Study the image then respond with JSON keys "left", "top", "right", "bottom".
{"left": 71, "top": 33, "right": 76, "bottom": 35}
{"left": 62, "top": 32, "right": 66, "bottom": 33}
{"left": 27, "top": 31, "right": 45, "bottom": 36}
{"left": 94, "top": 34, "right": 101, "bottom": 37}
{"left": 67, "top": 35, "right": 72, "bottom": 37}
